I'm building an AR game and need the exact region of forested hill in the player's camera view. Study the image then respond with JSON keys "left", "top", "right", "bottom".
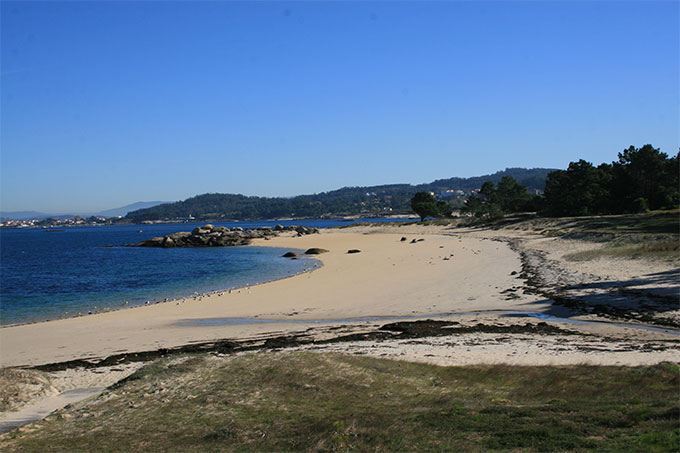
{"left": 125, "top": 168, "right": 555, "bottom": 222}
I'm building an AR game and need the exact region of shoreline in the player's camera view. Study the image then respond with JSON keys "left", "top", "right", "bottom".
{"left": 1, "top": 224, "right": 678, "bottom": 369}
{"left": 0, "top": 245, "right": 322, "bottom": 329}
{"left": 0, "top": 227, "right": 542, "bottom": 367}
{"left": 1, "top": 222, "right": 678, "bottom": 429}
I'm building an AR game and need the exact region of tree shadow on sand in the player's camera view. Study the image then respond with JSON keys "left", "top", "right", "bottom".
{"left": 520, "top": 269, "right": 680, "bottom": 327}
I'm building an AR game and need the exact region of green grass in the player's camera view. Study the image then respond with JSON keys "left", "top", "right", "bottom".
{"left": 2, "top": 353, "right": 679, "bottom": 452}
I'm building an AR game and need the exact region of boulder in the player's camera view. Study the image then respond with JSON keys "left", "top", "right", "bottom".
{"left": 305, "top": 248, "right": 329, "bottom": 255}
{"left": 400, "top": 237, "right": 407, "bottom": 242}
{"left": 347, "top": 249, "right": 361, "bottom": 254}
{"left": 282, "top": 252, "right": 298, "bottom": 258}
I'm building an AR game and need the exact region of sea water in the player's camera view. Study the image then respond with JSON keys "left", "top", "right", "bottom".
{"left": 0, "top": 218, "right": 408, "bottom": 326}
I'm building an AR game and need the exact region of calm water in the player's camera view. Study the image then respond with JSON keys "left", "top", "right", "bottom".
{"left": 0, "top": 218, "right": 409, "bottom": 326}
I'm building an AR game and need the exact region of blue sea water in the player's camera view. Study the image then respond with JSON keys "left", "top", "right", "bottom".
{"left": 0, "top": 218, "right": 409, "bottom": 326}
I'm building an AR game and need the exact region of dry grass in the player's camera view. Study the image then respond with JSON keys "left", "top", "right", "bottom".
{"left": 0, "top": 368, "right": 56, "bottom": 413}
{"left": 565, "top": 239, "right": 680, "bottom": 263}
{"left": 1, "top": 352, "right": 678, "bottom": 452}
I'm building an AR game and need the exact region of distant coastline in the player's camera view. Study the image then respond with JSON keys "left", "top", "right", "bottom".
{"left": 0, "top": 213, "right": 417, "bottom": 229}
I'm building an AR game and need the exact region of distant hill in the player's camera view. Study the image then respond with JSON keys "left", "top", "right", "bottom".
{"left": 1, "top": 201, "right": 171, "bottom": 221}
{"left": 0, "top": 211, "right": 53, "bottom": 221}
{"left": 95, "top": 201, "right": 171, "bottom": 218}
{"left": 125, "top": 168, "right": 557, "bottom": 222}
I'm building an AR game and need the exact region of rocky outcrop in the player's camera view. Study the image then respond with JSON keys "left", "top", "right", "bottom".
{"left": 305, "top": 248, "right": 329, "bottom": 255}
{"left": 129, "top": 224, "right": 319, "bottom": 248}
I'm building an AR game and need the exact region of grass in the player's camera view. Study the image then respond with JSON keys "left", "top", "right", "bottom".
{"left": 565, "top": 239, "right": 680, "bottom": 262}
{"left": 484, "top": 210, "right": 679, "bottom": 263}
{"left": 2, "top": 352, "right": 679, "bottom": 452}
{"left": 0, "top": 368, "right": 54, "bottom": 412}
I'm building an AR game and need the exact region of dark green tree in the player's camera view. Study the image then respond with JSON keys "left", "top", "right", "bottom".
{"left": 461, "top": 176, "right": 532, "bottom": 220}
{"left": 436, "top": 200, "right": 453, "bottom": 217}
{"left": 612, "top": 144, "right": 678, "bottom": 212}
{"left": 542, "top": 160, "right": 614, "bottom": 217}
{"left": 495, "top": 176, "right": 532, "bottom": 212}
{"left": 410, "top": 192, "right": 440, "bottom": 221}
{"left": 542, "top": 145, "right": 678, "bottom": 217}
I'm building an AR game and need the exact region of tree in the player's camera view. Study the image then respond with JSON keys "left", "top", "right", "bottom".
{"left": 612, "top": 144, "right": 678, "bottom": 212}
{"left": 461, "top": 176, "right": 532, "bottom": 220}
{"left": 436, "top": 200, "right": 453, "bottom": 217}
{"left": 410, "top": 192, "right": 440, "bottom": 221}
{"left": 542, "top": 160, "right": 614, "bottom": 217}
{"left": 541, "top": 144, "right": 678, "bottom": 217}
{"left": 495, "top": 176, "right": 532, "bottom": 212}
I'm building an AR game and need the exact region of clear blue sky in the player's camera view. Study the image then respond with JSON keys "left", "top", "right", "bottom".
{"left": 1, "top": 1, "right": 678, "bottom": 213}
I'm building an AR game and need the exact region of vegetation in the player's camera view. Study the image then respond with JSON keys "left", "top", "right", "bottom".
{"left": 2, "top": 352, "right": 678, "bottom": 452}
{"left": 461, "top": 144, "right": 678, "bottom": 221}
{"left": 124, "top": 168, "right": 554, "bottom": 222}
{"left": 410, "top": 192, "right": 450, "bottom": 221}
{"left": 476, "top": 209, "right": 680, "bottom": 264}
{"left": 461, "top": 176, "right": 538, "bottom": 220}
{"left": 564, "top": 239, "right": 680, "bottom": 262}
{"left": 542, "top": 144, "right": 678, "bottom": 217}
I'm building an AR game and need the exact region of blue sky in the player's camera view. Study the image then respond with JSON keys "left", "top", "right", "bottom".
{"left": 1, "top": 1, "right": 678, "bottom": 213}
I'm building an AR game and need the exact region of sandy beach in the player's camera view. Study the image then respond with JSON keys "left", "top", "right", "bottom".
{"left": 1, "top": 223, "right": 678, "bottom": 369}
{"left": 0, "top": 226, "right": 537, "bottom": 367}
{"left": 1, "top": 221, "right": 678, "bottom": 435}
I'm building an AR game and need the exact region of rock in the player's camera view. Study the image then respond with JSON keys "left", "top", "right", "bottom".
{"left": 129, "top": 225, "right": 317, "bottom": 248}
{"left": 400, "top": 237, "right": 407, "bottom": 242}
{"left": 417, "top": 238, "right": 425, "bottom": 242}
{"left": 410, "top": 239, "right": 417, "bottom": 244}
{"left": 169, "top": 232, "right": 191, "bottom": 240}
{"left": 275, "top": 224, "right": 285, "bottom": 231}
{"left": 347, "top": 249, "right": 361, "bottom": 254}
{"left": 305, "top": 248, "right": 329, "bottom": 255}
{"left": 283, "top": 252, "right": 298, "bottom": 258}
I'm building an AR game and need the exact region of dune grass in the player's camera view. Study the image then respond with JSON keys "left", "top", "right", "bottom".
{"left": 2, "top": 352, "right": 678, "bottom": 452}
{"left": 0, "top": 368, "right": 55, "bottom": 413}
{"left": 565, "top": 239, "right": 680, "bottom": 262}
